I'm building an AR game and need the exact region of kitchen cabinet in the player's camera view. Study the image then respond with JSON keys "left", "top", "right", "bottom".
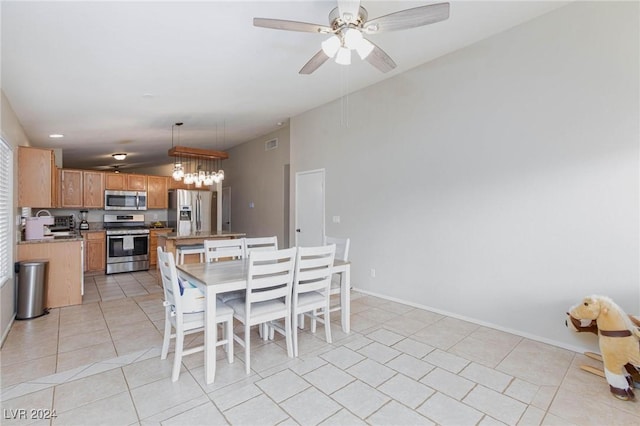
{"left": 83, "top": 231, "right": 105, "bottom": 273}
{"left": 17, "top": 240, "right": 83, "bottom": 308}
{"left": 60, "top": 169, "right": 84, "bottom": 208}
{"left": 105, "top": 172, "right": 147, "bottom": 191}
{"left": 83, "top": 171, "right": 105, "bottom": 208}
{"left": 168, "top": 178, "right": 194, "bottom": 190}
{"left": 128, "top": 174, "right": 147, "bottom": 191}
{"left": 147, "top": 176, "right": 168, "bottom": 209}
{"left": 59, "top": 169, "right": 104, "bottom": 208}
{"left": 105, "top": 172, "right": 126, "bottom": 190}
{"left": 18, "top": 146, "right": 57, "bottom": 208}
{"left": 149, "top": 228, "right": 171, "bottom": 267}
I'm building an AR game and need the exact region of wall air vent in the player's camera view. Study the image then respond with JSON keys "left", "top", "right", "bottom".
{"left": 265, "top": 138, "right": 278, "bottom": 151}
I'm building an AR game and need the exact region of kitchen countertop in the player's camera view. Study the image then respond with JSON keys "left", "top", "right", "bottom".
{"left": 157, "top": 231, "right": 246, "bottom": 240}
{"left": 18, "top": 236, "right": 84, "bottom": 244}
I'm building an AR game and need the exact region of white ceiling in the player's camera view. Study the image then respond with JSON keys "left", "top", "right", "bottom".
{"left": 1, "top": 1, "right": 568, "bottom": 170}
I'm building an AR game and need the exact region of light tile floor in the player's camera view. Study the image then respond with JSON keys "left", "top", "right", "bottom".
{"left": 1, "top": 270, "right": 639, "bottom": 425}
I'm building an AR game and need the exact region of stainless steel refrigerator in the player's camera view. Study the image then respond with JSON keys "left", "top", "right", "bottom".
{"left": 168, "top": 189, "right": 217, "bottom": 235}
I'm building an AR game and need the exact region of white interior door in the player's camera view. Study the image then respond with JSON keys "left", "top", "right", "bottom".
{"left": 221, "top": 187, "right": 231, "bottom": 232}
{"left": 295, "top": 169, "right": 325, "bottom": 247}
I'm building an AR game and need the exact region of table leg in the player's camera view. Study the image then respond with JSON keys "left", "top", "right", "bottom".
{"left": 340, "top": 266, "right": 350, "bottom": 333}
{"left": 204, "top": 286, "right": 217, "bottom": 384}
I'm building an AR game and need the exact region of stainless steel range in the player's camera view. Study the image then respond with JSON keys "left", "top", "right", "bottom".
{"left": 104, "top": 214, "right": 149, "bottom": 274}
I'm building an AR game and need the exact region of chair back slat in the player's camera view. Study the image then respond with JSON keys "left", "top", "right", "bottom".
{"left": 204, "top": 238, "right": 246, "bottom": 262}
{"left": 245, "top": 236, "right": 278, "bottom": 255}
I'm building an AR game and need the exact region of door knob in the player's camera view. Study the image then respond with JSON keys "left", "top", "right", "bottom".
{"left": 296, "top": 229, "right": 301, "bottom": 232}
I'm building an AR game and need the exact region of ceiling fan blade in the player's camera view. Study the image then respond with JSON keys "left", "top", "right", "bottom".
{"left": 362, "top": 2, "right": 450, "bottom": 34}
{"left": 253, "top": 18, "right": 332, "bottom": 34}
{"left": 365, "top": 42, "right": 396, "bottom": 73}
{"left": 299, "top": 50, "right": 330, "bottom": 75}
{"left": 338, "top": 0, "right": 362, "bottom": 24}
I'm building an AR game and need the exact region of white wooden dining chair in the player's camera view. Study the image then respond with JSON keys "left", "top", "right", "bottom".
{"left": 157, "top": 247, "right": 234, "bottom": 382}
{"left": 204, "top": 238, "right": 246, "bottom": 262}
{"left": 175, "top": 244, "right": 205, "bottom": 265}
{"left": 244, "top": 236, "right": 278, "bottom": 255}
{"left": 324, "top": 235, "right": 350, "bottom": 314}
{"left": 244, "top": 236, "right": 278, "bottom": 340}
{"left": 292, "top": 244, "right": 336, "bottom": 357}
{"left": 205, "top": 239, "right": 247, "bottom": 303}
{"left": 226, "top": 247, "right": 297, "bottom": 374}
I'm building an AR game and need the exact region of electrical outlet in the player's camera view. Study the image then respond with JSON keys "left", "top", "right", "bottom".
{"left": 370, "top": 269, "right": 376, "bottom": 278}
{"left": 152, "top": 214, "right": 158, "bottom": 220}
{"left": 332, "top": 215, "right": 341, "bottom": 223}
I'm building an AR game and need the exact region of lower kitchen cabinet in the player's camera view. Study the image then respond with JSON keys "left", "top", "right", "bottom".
{"left": 83, "top": 231, "right": 106, "bottom": 273}
{"left": 17, "top": 240, "right": 83, "bottom": 308}
{"left": 149, "top": 228, "right": 171, "bottom": 267}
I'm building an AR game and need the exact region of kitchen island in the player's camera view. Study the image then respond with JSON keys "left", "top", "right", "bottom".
{"left": 156, "top": 231, "right": 246, "bottom": 264}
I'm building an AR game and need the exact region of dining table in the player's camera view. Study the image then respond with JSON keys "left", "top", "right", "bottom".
{"left": 176, "top": 257, "right": 351, "bottom": 384}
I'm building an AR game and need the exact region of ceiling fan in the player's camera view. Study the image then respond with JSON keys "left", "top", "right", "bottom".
{"left": 253, "top": 0, "right": 450, "bottom": 74}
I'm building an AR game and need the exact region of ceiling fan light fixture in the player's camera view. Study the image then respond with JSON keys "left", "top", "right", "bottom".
{"left": 356, "top": 38, "right": 374, "bottom": 59}
{"left": 112, "top": 153, "right": 127, "bottom": 161}
{"left": 335, "top": 46, "right": 351, "bottom": 65}
{"left": 321, "top": 35, "right": 341, "bottom": 57}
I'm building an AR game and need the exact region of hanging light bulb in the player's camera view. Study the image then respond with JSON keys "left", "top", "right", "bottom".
{"left": 321, "top": 35, "right": 341, "bottom": 57}
{"left": 204, "top": 173, "right": 214, "bottom": 186}
{"left": 335, "top": 47, "right": 351, "bottom": 65}
{"left": 172, "top": 167, "right": 182, "bottom": 181}
{"left": 343, "top": 28, "right": 363, "bottom": 50}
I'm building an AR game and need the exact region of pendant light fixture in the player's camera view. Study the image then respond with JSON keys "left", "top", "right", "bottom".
{"left": 171, "top": 123, "right": 184, "bottom": 181}
{"left": 168, "top": 122, "right": 227, "bottom": 187}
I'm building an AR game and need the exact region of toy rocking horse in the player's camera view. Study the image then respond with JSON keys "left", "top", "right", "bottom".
{"left": 567, "top": 295, "right": 640, "bottom": 400}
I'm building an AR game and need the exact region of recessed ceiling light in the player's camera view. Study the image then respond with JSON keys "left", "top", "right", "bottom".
{"left": 277, "top": 122, "right": 283, "bottom": 126}
{"left": 49, "top": 134, "right": 64, "bottom": 138}
{"left": 112, "top": 153, "right": 127, "bottom": 161}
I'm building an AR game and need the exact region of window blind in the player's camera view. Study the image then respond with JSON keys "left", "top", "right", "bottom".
{"left": 0, "top": 139, "right": 12, "bottom": 288}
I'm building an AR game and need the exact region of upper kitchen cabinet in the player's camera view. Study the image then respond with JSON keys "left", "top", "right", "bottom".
{"left": 105, "top": 172, "right": 147, "bottom": 191}
{"left": 18, "top": 146, "right": 58, "bottom": 208}
{"left": 83, "top": 171, "right": 105, "bottom": 208}
{"left": 60, "top": 169, "right": 104, "bottom": 208}
{"left": 128, "top": 174, "right": 147, "bottom": 191}
{"left": 105, "top": 172, "right": 126, "bottom": 190}
{"left": 168, "top": 178, "right": 194, "bottom": 190}
{"left": 60, "top": 169, "right": 84, "bottom": 208}
{"left": 147, "top": 175, "right": 168, "bottom": 209}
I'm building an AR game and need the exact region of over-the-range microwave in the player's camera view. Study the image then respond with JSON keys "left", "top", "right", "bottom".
{"left": 104, "top": 190, "right": 147, "bottom": 211}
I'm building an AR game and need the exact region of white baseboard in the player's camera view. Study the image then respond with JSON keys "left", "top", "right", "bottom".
{"left": 352, "top": 287, "right": 593, "bottom": 355}
{"left": 1, "top": 314, "right": 16, "bottom": 348}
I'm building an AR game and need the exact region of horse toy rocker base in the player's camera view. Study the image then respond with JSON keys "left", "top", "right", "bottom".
{"left": 567, "top": 295, "right": 640, "bottom": 401}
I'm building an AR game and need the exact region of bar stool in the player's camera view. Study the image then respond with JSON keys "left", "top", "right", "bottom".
{"left": 176, "top": 244, "right": 205, "bottom": 264}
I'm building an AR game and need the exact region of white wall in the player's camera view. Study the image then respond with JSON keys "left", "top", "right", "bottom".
{"left": 225, "top": 126, "right": 290, "bottom": 245}
{"left": 290, "top": 1, "right": 639, "bottom": 352}
{"left": 1, "top": 91, "right": 30, "bottom": 345}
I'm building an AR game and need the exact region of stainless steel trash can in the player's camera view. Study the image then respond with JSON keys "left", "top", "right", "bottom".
{"left": 16, "top": 260, "right": 49, "bottom": 320}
